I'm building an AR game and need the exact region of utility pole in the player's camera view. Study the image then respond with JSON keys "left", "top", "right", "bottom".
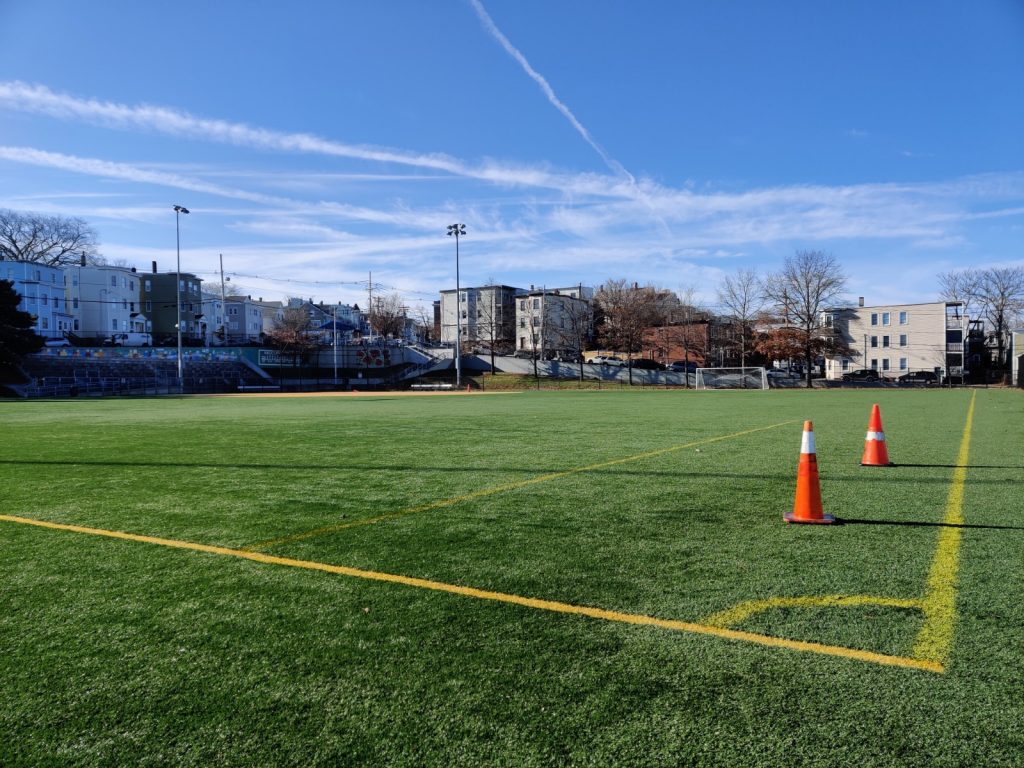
{"left": 367, "top": 271, "right": 373, "bottom": 344}
{"left": 219, "top": 253, "right": 228, "bottom": 345}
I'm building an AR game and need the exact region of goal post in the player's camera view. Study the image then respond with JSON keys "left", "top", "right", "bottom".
{"left": 694, "top": 367, "right": 769, "bottom": 390}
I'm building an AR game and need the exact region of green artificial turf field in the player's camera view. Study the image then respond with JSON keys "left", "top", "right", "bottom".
{"left": 1, "top": 388, "right": 1022, "bottom": 766}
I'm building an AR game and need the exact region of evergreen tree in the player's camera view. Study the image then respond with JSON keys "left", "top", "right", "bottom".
{"left": 0, "top": 279, "right": 43, "bottom": 373}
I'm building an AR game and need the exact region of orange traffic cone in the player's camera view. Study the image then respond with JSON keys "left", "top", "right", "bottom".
{"left": 860, "top": 403, "right": 893, "bottom": 467}
{"left": 784, "top": 421, "right": 836, "bottom": 524}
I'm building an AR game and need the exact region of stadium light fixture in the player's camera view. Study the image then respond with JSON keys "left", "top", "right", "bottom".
{"left": 446, "top": 224, "right": 467, "bottom": 389}
{"left": 173, "top": 205, "right": 190, "bottom": 387}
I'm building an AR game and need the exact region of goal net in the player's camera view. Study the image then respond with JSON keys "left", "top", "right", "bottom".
{"left": 695, "top": 367, "right": 769, "bottom": 390}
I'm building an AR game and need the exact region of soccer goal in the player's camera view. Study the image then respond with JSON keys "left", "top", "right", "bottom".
{"left": 695, "top": 367, "right": 769, "bottom": 390}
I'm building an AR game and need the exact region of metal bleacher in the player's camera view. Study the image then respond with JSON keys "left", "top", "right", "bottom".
{"left": 17, "top": 355, "right": 272, "bottom": 397}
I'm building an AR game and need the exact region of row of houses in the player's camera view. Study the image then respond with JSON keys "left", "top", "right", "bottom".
{"left": 4, "top": 259, "right": 378, "bottom": 348}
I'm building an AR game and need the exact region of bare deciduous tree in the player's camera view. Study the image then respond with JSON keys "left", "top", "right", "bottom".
{"left": 368, "top": 293, "right": 407, "bottom": 340}
{"left": 0, "top": 209, "right": 100, "bottom": 266}
{"left": 940, "top": 266, "right": 1024, "bottom": 371}
{"left": 594, "top": 279, "right": 663, "bottom": 385}
{"left": 763, "top": 250, "right": 848, "bottom": 387}
{"left": 717, "top": 268, "right": 764, "bottom": 369}
{"left": 267, "top": 307, "right": 316, "bottom": 369}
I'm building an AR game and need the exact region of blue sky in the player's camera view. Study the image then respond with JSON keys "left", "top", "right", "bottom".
{"left": 1, "top": 1, "right": 1022, "bottom": 313}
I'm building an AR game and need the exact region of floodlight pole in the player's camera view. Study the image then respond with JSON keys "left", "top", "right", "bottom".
{"left": 447, "top": 223, "right": 466, "bottom": 389}
{"left": 173, "top": 205, "right": 190, "bottom": 388}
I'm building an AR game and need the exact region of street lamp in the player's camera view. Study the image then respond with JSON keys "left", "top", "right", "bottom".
{"left": 173, "top": 205, "right": 190, "bottom": 387}
{"left": 446, "top": 223, "right": 466, "bottom": 388}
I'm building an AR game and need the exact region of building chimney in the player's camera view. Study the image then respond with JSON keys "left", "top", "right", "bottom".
{"left": 858, "top": 297, "right": 864, "bottom": 307}
{"left": 152, "top": 261, "right": 158, "bottom": 274}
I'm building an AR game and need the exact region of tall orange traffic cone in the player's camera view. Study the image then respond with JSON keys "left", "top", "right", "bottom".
{"left": 860, "top": 403, "right": 893, "bottom": 467}
{"left": 784, "top": 421, "right": 836, "bottom": 524}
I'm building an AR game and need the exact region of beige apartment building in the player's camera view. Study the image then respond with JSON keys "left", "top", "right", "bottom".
{"left": 823, "top": 300, "right": 967, "bottom": 380}
{"left": 514, "top": 286, "right": 592, "bottom": 360}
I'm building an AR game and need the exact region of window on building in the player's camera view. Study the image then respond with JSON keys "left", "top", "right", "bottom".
{"left": 870, "top": 359, "right": 878, "bottom": 369}
{"left": 882, "top": 312, "right": 890, "bottom": 325}
{"left": 145, "top": 301, "right": 151, "bottom": 312}
{"left": 519, "top": 300, "right": 526, "bottom": 310}
{"left": 841, "top": 359, "right": 850, "bottom": 371}
{"left": 41, "top": 295, "right": 48, "bottom": 306}
{"left": 821, "top": 313, "right": 833, "bottom": 328}
{"left": 73, "top": 298, "right": 79, "bottom": 309}
{"left": 112, "top": 319, "right": 119, "bottom": 331}
{"left": 882, "top": 359, "right": 890, "bottom": 371}
{"left": 870, "top": 313, "right": 878, "bottom": 325}
{"left": 899, "top": 334, "right": 907, "bottom": 347}
{"left": 111, "top": 276, "right": 117, "bottom": 287}
{"left": 870, "top": 336, "right": 878, "bottom": 348}
{"left": 460, "top": 292, "right": 467, "bottom": 302}
{"left": 122, "top": 299, "right": 128, "bottom": 310}
{"left": 519, "top": 318, "right": 526, "bottom": 328}
{"left": 41, "top": 317, "right": 48, "bottom": 329}
{"left": 899, "top": 311, "right": 908, "bottom": 324}
{"left": 882, "top": 335, "right": 890, "bottom": 348}
{"left": 460, "top": 310, "right": 467, "bottom": 319}
{"left": 533, "top": 298, "right": 540, "bottom": 309}
{"left": 74, "top": 320, "right": 79, "bottom": 331}
{"left": 145, "top": 279, "right": 151, "bottom": 293}
{"left": 532, "top": 316, "right": 540, "bottom": 326}
{"left": 899, "top": 358, "right": 908, "bottom": 370}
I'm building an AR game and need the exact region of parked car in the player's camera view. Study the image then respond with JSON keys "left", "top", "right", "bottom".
{"left": 668, "top": 361, "right": 698, "bottom": 373}
{"left": 44, "top": 338, "right": 71, "bottom": 348}
{"left": 842, "top": 368, "right": 880, "bottom": 382}
{"left": 629, "top": 359, "right": 665, "bottom": 370}
{"left": 590, "top": 355, "right": 627, "bottom": 366}
{"left": 898, "top": 371, "right": 938, "bottom": 385}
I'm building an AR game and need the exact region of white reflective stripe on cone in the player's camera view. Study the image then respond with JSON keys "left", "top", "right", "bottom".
{"left": 801, "top": 430, "right": 816, "bottom": 454}
{"left": 865, "top": 431, "right": 885, "bottom": 441}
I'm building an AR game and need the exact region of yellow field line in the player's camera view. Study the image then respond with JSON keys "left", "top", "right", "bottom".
{"left": 240, "top": 420, "right": 797, "bottom": 552}
{"left": 912, "top": 389, "right": 976, "bottom": 666}
{"left": 703, "top": 594, "right": 923, "bottom": 628}
{"left": 0, "top": 513, "right": 941, "bottom": 673}
{"left": 699, "top": 390, "right": 978, "bottom": 672}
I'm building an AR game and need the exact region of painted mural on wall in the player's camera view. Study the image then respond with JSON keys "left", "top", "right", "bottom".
{"left": 356, "top": 348, "right": 391, "bottom": 367}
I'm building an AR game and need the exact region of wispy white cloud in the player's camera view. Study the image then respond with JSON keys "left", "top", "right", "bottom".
{"left": 0, "top": 145, "right": 460, "bottom": 230}
{"left": 0, "top": 80, "right": 638, "bottom": 199}
{"left": 467, "top": 0, "right": 633, "bottom": 184}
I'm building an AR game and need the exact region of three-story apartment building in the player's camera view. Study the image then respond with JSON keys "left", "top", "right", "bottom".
{"left": 64, "top": 263, "right": 150, "bottom": 344}
{"left": 822, "top": 300, "right": 967, "bottom": 380}
{"left": 439, "top": 284, "right": 523, "bottom": 354}
{"left": 514, "top": 286, "right": 592, "bottom": 360}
